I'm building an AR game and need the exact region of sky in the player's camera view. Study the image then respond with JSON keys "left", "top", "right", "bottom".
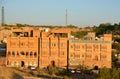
{"left": 0, "top": 0, "right": 120, "bottom": 27}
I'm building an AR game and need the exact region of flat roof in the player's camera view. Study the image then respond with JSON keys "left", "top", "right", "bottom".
{"left": 69, "top": 39, "right": 110, "bottom": 43}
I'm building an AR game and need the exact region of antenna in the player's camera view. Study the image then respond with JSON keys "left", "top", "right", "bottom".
{"left": 1, "top": 0, "right": 5, "bottom": 26}
{"left": 66, "top": 9, "right": 68, "bottom": 26}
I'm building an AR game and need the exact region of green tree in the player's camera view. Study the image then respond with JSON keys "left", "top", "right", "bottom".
{"left": 111, "top": 68, "right": 120, "bottom": 79}
{"left": 66, "top": 25, "right": 78, "bottom": 28}
{"left": 16, "top": 24, "right": 25, "bottom": 27}
{"left": 96, "top": 68, "right": 111, "bottom": 79}
{"left": 112, "top": 43, "right": 120, "bottom": 51}
{"left": 112, "top": 51, "right": 118, "bottom": 68}
{"left": 71, "top": 31, "right": 87, "bottom": 38}
{"left": 95, "top": 68, "right": 120, "bottom": 79}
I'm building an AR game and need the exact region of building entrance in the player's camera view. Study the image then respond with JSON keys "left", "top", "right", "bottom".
{"left": 51, "top": 60, "right": 55, "bottom": 67}
{"left": 21, "top": 61, "right": 25, "bottom": 67}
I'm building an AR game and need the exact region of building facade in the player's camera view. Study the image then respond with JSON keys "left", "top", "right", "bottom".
{"left": 69, "top": 34, "right": 112, "bottom": 68}
{"left": 6, "top": 28, "right": 112, "bottom": 69}
{"left": 6, "top": 37, "right": 38, "bottom": 68}
{"left": 6, "top": 28, "right": 70, "bottom": 68}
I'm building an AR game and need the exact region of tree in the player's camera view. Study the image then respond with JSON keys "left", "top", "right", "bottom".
{"left": 16, "top": 24, "right": 25, "bottom": 27}
{"left": 112, "top": 51, "right": 118, "bottom": 68}
{"left": 111, "top": 68, "right": 120, "bottom": 79}
{"left": 71, "top": 31, "right": 87, "bottom": 38}
{"left": 95, "top": 68, "right": 111, "bottom": 79}
{"left": 95, "top": 68, "right": 120, "bottom": 79}
{"left": 112, "top": 43, "right": 120, "bottom": 51}
{"left": 66, "top": 25, "right": 78, "bottom": 28}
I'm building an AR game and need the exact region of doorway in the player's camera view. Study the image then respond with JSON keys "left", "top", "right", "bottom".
{"left": 51, "top": 60, "right": 55, "bottom": 67}
{"left": 21, "top": 61, "right": 25, "bottom": 67}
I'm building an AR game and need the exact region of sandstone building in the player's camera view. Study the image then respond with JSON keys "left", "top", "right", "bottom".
{"left": 69, "top": 34, "right": 112, "bottom": 68}
{"left": 5, "top": 28, "right": 112, "bottom": 69}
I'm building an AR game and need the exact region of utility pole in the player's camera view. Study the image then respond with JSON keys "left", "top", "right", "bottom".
{"left": 1, "top": 0, "right": 5, "bottom": 26}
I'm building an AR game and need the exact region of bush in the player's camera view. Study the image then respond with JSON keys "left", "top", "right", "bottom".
{"left": 95, "top": 68, "right": 120, "bottom": 79}
{"left": 47, "top": 65, "right": 57, "bottom": 75}
{"left": 63, "top": 76, "right": 71, "bottom": 79}
{"left": 55, "top": 68, "right": 68, "bottom": 76}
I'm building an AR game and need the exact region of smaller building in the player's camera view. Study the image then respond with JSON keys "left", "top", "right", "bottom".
{"left": 68, "top": 33, "right": 112, "bottom": 69}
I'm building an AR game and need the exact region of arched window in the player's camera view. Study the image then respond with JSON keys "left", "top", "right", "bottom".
{"left": 30, "top": 51, "right": 33, "bottom": 56}
{"left": 12, "top": 51, "right": 15, "bottom": 56}
{"left": 20, "top": 51, "right": 25, "bottom": 55}
{"left": 51, "top": 60, "right": 55, "bottom": 67}
{"left": 17, "top": 52, "right": 19, "bottom": 56}
{"left": 26, "top": 52, "right": 28, "bottom": 56}
{"left": 8, "top": 51, "right": 11, "bottom": 56}
{"left": 34, "top": 52, "right": 37, "bottom": 57}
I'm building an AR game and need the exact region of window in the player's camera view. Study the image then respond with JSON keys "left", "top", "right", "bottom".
{"left": 34, "top": 52, "right": 37, "bottom": 57}
{"left": 12, "top": 51, "right": 15, "bottom": 56}
{"left": 101, "top": 55, "right": 107, "bottom": 60}
{"left": 74, "top": 54, "right": 80, "bottom": 58}
{"left": 8, "top": 51, "right": 11, "bottom": 56}
{"left": 93, "top": 44, "right": 99, "bottom": 49}
{"left": 20, "top": 42, "right": 25, "bottom": 46}
{"left": 51, "top": 43, "right": 56, "bottom": 47}
{"left": 70, "top": 54, "right": 73, "bottom": 57}
{"left": 86, "top": 54, "right": 92, "bottom": 59}
{"left": 86, "top": 45, "right": 92, "bottom": 49}
{"left": 30, "top": 51, "right": 33, "bottom": 56}
{"left": 51, "top": 51, "right": 56, "bottom": 56}
{"left": 74, "top": 44, "right": 80, "bottom": 50}
{"left": 17, "top": 52, "right": 19, "bottom": 56}
{"left": 93, "top": 44, "right": 99, "bottom": 51}
{"left": 75, "top": 45, "right": 80, "bottom": 49}
{"left": 94, "top": 56, "right": 98, "bottom": 61}
{"left": 82, "top": 45, "right": 85, "bottom": 49}
{"left": 26, "top": 52, "right": 28, "bottom": 56}
{"left": 41, "top": 60, "right": 48, "bottom": 65}
{"left": 20, "top": 51, "right": 25, "bottom": 55}
{"left": 82, "top": 55, "right": 84, "bottom": 57}
{"left": 24, "top": 32, "right": 28, "bottom": 37}
{"left": 59, "top": 51, "right": 64, "bottom": 56}
{"left": 100, "top": 45, "right": 107, "bottom": 51}
{"left": 71, "top": 45, "right": 74, "bottom": 48}
{"left": 86, "top": 50, "right": 92, "bottom": 52}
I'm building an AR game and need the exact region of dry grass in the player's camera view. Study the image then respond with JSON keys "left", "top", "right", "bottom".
{"left": 0, "top": 66, "right": 69, "bottom": 79}
{"left": 0, "top": 66, "right": 31, "bottom": 79}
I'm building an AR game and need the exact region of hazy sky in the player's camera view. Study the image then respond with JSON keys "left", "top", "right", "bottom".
{"left": 0, "top": 0, "right": 120, "bottom": 27}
